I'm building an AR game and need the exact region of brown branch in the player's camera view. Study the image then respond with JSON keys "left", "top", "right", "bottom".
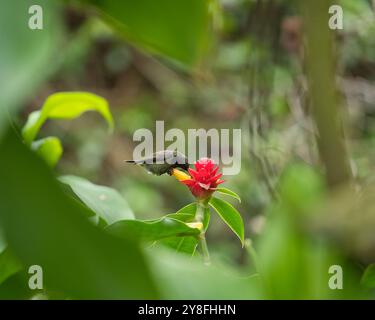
{"left": 302, "top": 0, "right": 352, "bottom": 188}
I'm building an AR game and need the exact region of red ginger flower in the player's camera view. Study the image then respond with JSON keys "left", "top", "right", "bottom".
{"left": 180, "top": 158, "right": 224, "bottom": 199}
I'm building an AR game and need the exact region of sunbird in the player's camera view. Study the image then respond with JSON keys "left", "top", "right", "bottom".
{"left": 125, "top": 150, "right": 189, "bottom": 176}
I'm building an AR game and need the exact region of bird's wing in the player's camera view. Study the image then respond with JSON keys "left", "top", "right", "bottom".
{"left": 152, "top": 150, "right": 174, "bottom": 163}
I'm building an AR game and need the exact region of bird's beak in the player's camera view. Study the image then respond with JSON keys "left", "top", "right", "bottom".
{"left": 171, "top": 168, "right": 190, "bottom": 181}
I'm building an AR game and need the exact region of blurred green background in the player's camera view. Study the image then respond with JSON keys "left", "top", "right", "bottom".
{"left": 0, "top": 0, "right": 375, "bottom": 299}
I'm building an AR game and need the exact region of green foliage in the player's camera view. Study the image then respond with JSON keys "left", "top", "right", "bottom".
{"left": 88, "top": 0, "right": 211, "bottom": 67}
{"left": 174, "top": 202, "right": 211, "bottom": 231}
{"left": 157, "top": 236, "right": 198, "bottom": 255}
{"left": 361, "top": 264, "right": 375, "bottom": 288}
{"left": 0, "top": 0, "right": 62, "bottom": 138}
{"left": 20, "top": 92, "right": 114, "bottom": 168}
{"left": 215, "top": 187, "right": 241, "bottom": 202}
{"left": 106, "top": 217, "right": 200, "bottom": 242}
{"left": 155, "top": 203, "right": 211, "bottom": 255}
{"left": 278, "top": 164, "right": 324, "bottom": 214}
{"left": 209, "top": 197, "right": 245, "bottom": 245}
{"left": 1, "top": 0, "right": 373, "bottom": 301}
{"left": 31, "top": 137, "right": 63, "bottom": 167}
{"left": 0, "top": 248, "right": 22, "bottom": 286}
{"left": 149, "top": 248, "right": 261, "bottom": 299}
{"left": 0, "top": 130, "right": 158, "bottom": 299}
{"left": 0, "top": 270, "right": 37, "bottom": 300}
{"left": 0, "top": 130, "right": 257, "bottom": 299}
{"left": 257, "top": 165, "right": 365, "bottom": 299}
{"left": 22, "top": 92, "right": 113, "bottom": 145}
{"left": 60, "top": 175, "right": 134, "bottom": 226}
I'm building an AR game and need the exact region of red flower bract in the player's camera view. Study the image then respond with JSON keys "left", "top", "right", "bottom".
{"left": 182, "top": 158, "right": 224, "bottom": 199}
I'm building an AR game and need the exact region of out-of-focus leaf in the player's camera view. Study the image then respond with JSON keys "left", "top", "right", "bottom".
{"left": 0, "top": 0, "right": 62, "bottom": 138}
{"left": 209, "top": 197, "right": 244, "bottom": 245}
{"left": 257, "top": 164, "right": 365, "bottom": 299}
{"left": 215, "top": 187, "right": 241, "bottom": 202}
{"left": 106, "top": 217, "right": 200, "bottom": 242}
{"left": 0, "top": 130, "right": 158, "bottom": 299}
{"left": 22, "top": 92, "right": 113, "bottom": 144}
{"left": 258, "top": 211, "right": 365, "bottom": 299}
{"left": 309, "top": 183, "right": 375, "bottom": 263}
{"left": 0, "top": 271, "right": 35, "bottom": 300}
{"left": 88, "top": 0, "right": 211, "bottom": 67}
{"left": 31, "top": 136, "right": 63, "bottom": 167}
{"left": 0, "top": 248, "right": 22, "bottom": 286}
{"left": 279, "top": 164, "right": 324, "bottom": 214}
{"left": 58, "top": 183, "right": 96, "bottom": 219}
{"left": 361, "top": 264, "right": 375, "bottom": 288}
{"left": 149, "top": 247, "right": 261, "bottom": 299}
{"left": 0, "top": 226, "right": 6, "bottom": 253}
{"left": 59, "top": 175, "right": 134, "bottom": 225}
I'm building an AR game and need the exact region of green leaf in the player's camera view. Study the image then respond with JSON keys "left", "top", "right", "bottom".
{"left": 176, "top": 202, "right": 197, "bottom": 214}
{"left": 59, "top": 175, "right": 134, "bottom": 226}
{"left": 0, "top": 0, "right": 62, "bottom": 138}
{"left": 159, "top": 206, "right": 198, "bottom": 254}
{"left": 0, "top": 271, "right": 36, "bottom": 300}
{"left": 59, "top": 183, "right": 96, "bottom": 219}
{"left": 31, "top": 136, "right": 63, "bottom": 167}
{"left": 167, "top": 212, "right": 195, "bottom": 221}
{"left": 215, "top": 187, "right": 241, "bottom": 202}
{"left": 0, "top": 226, "right": 6, "bottom": 253}
{"left": 361, "top": 264, "right": 375, "bottom": 288}
{"left": 0, "top": 248, "right": 22, "bottom": 286}
{"left": 158, "top": 236, "right": 198, "bottom": 255}
{"left": 88, "top": 0, "right": 211, "bottom": 67}
{"left": 209, "top": 197, "right": 244, "bottom": 245}
{"left": 0, "top": 129, "right": 158, "bottom": 299}
{"left": 155, "top": 203, "right": 210, "bottom": 255}
{"left": 173, "top": 202, "right": 210, "bottom": 230}
{"left": 256, "top": 164, "right": 364, "bottom": 299}
{"left": 22, "top": 92, "right": 114, "bottom": 145}
{"left": 149, "top": 248, "right": 261, "bottom": 299}
{"left": 106, "top": 217, "right": 200, "bottom": 242}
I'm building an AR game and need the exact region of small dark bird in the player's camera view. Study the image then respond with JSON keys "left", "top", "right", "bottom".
{"left": 125, "top": 150, "right": 189, "bottom": 176}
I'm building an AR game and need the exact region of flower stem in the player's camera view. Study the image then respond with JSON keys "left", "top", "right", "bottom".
{"left": 196, "top": 200, "right": 211, "bottom": 265}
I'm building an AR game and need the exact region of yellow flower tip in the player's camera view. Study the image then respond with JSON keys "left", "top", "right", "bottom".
{"left": 187, "top": 222, "right": 203, "bottom": 231}
{"left": 171, "top": 168, "right": 191, "bottom": 181}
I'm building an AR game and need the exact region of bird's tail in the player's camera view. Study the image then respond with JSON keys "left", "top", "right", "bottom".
{"left": 124, "top": 160, "right": 136, "bottom": 164}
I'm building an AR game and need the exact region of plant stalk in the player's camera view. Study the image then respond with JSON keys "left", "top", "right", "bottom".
{"left": 195, "top": 200, "right": 211, "bottom": 265}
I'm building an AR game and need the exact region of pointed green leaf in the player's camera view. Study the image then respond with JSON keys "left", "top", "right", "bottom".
{"left": 31, "top": 136, "right": 63, "bottom": 167}
{"left": 22, "top": 92, "right": 114, "bottom": 144}
{"left": 209, "top": 197, "right": 244, "bottom": 245}
{"left": 215, "top": 187, "right": 241, "bottom": 202}
{"left": 59, "top": 175, "right": 134, "bottom": 225}
{"left": 106, "top": 217, "right": 200, "bottom": 242}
